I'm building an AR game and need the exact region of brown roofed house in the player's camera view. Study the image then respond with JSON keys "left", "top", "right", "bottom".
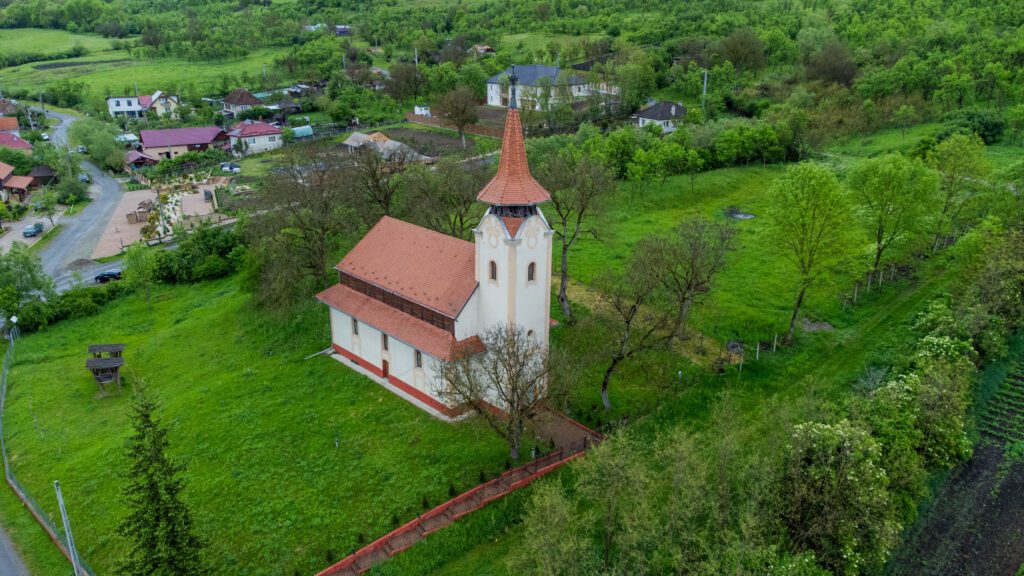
{"left": 222, "top": 88, "right": 263, "bottom": 116}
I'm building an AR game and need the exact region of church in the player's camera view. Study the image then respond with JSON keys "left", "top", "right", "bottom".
{"left": 317, "top": 73, "right": 553, "bottom": 420}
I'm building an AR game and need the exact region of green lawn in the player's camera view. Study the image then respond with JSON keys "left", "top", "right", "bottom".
{"left": 367, "top": 155, "right": 969, "bottom": 574}
{"left": 0, "top": 28, "right": 118, "bottom": 57}
{"left": 827, "top": 122, "right": 1022, "bottom": 169}
{"left": 0, "top": 48, "right": 290, "bottom": 101}
{"left": 2, "top": 277, "right": 510, "bottom": 575}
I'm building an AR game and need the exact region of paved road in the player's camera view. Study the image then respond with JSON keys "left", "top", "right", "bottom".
{"left": 0, "top": 527, "right": 30, "bottom": 576}
{"left": 31, "top": 108, "right": 126, "bottom": 290}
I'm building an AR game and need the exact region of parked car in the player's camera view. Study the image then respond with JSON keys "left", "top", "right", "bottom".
{"left": 22, "top": 223, "right": 43, "bottom": 238}
{"left": 40, "top": 133, "right": 50, "bottom": 141}
{"left": 94, "top": 269, "right": 122, "bottom": 284}
{"left": 79, "top": 173, "right": 90, "bottom": 183}
{"left": 76, "top": 145, "right": 88, "bottom": 153}
{"left": 220, "top": 162, "right": 241, "bottom": 173}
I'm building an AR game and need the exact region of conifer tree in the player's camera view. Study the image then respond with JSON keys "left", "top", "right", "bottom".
{"left": 118, "top": 386, "right": 206, "bottom": 576}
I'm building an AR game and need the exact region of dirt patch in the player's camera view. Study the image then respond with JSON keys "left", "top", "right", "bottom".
{"left": 33, "top": 59, "right": 132, "bottom": 70}
{"left": 475, "top": 106, "right": 508, "bottom": 130}
{"left": 801, "top": 318, "right": 834, "bottom": 332}
{"left": 384, "top": 127, "right": 474, "bottom": 157}
{"left": 888, "top": 441, "right": 1024, "bottom": 576}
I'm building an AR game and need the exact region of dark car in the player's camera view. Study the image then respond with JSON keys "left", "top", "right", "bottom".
{"left": 22, "top": 223, "right": 43, "bottom": 238}
{"left": 79, "top": 173, "right": 91, "bottom": 183}
{"left": 94, "top": 269, "right": 123, "bottom": 284}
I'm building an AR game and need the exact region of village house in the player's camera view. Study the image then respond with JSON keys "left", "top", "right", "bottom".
{"left": 222, "top": 88, "right": 263, "bottom": 118}
{"left": 0, "top": 117, "right": 20, "bottom": 136}
{"left": 486, "top": 65, "right": 588, "bottom": 110}
{"left": 227, "top": 120, "right": 283, "bottom": 156}
{"left": 0, "top": 133, "right": 32, "bottom": 152}
{"left": 334, "top": 24, "right": 352, "bottom": 36}
{"left": 0, "top": 162, "right": 31, "bottom": 202}
{"left": 139, "top": 126, "right": 228, "bottom": 160}
{"left": 635, "top": 101, "right": 687, "bottom": 134}
{"left": 106, "top": 91, "right": 181, "bottom": 119}
{"left": 342, "top": 132, "right": 432, "bottom": 163}
{"left": 0, "top": 99, "right": 18, "bottom": 116}
{"left": 318, "top": 75, "right": 552, "bottom": 419}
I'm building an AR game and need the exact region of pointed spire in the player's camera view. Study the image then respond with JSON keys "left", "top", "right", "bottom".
{"left": 476, "top": 70, "right": 550, "bottom": 206}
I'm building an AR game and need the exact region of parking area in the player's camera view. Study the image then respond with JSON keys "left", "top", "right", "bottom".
{"left": 90, "top": 188, "right": 217, "bottom": 259}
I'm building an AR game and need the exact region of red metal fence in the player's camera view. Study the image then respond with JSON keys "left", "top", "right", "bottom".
{"left": 316, "top": 435, "right": 596, "bottom": 576}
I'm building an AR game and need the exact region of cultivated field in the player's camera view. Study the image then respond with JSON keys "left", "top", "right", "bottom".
{"left": 3, "top": 278, "right": 512, "bottom": 575}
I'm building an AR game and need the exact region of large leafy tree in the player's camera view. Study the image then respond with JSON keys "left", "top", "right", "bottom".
{"left": 534, "top": 147, "right": 614, "bottom": 325}
{"left": 779, "top": 420, "right": 896, "bottom": 576}
{"left": 118, "top": 387, "right": 206, "bottom": 576}
{"left": 434, "top": 87, "right": 478, "bottom": 149}
{"left": 847, "top": 154, "right": 939, "bottom": 276}
{"left": 926, "top": 133, "right": 991, "bottom": 248}
{"left": 767, "top": 163, "right": 855, "bottom": 343}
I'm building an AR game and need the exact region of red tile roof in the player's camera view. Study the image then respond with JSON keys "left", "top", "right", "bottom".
{"left": 229, "top": 120, "right": 282, "bottom": 138}
{"left": 0, "top": 162, "right": 12, "bottom": 181}
{"left": 140, "top": 126, "right": 225, "bottom": 149}
{"left": 223, "top": 88, "right": 262, "bottom": 106}
{"left": 0, "top": 117, "right": 18, "bottom": 131}
{"left": 0, "top": 133, "right": 31, "bottom": 151}
{"left": 337, "top": 216, "right": 478, "bottom": 318}
{"left": 476, "top": 108, "right": 550, "bottom": 206}
{"left": 138, "top": 95, "right": 153, "bottom": 108}
{"left": 317, "top": 283, "right": 484, "bottom": 360}
{"left": 3, "top": 175, "right": 32, "bottom": 190}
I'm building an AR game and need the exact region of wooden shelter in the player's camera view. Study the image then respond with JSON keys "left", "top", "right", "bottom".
{"left": 86, "top": 344, "right": 125, "bottom": 394}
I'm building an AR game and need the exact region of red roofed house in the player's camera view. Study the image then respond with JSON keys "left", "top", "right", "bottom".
{"left": 1, "top": 161, "right": 31, "bottom": 201}
{"left": 227, "top": 120, "right": 283, "bottom": 156}
{"left": 139, "top": 126, "right": 228, "bottom": 160}
{"left": 106, "top": 91, "right": 180, "bottom": 119}
{"left": 0, "top": 133, "right": 31, "bottom": 152}
{"left": 0, "top": 117, "right": 19, "bottom": 136}
{"left": 317, "top": 74, "right": 553, "bottom": 420}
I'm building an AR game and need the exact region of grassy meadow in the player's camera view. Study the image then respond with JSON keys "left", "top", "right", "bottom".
{"left": 363, "top": 158, "right": 971, "bottom": 573}
{"left": 0, "top": 28, "right": 118, "bottom": 57}
{"left": 827, "top": 122, "right": 1022, "bottom": 169}
{"left": 2, "top": 277, "right": 512, "bottom": 575}
{"left": 0, "top": 46, "right": 289, "bottom": 101}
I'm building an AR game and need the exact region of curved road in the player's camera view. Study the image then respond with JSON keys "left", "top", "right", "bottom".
{"left": 31, "top": 109, "right": 125, "bottom": 290}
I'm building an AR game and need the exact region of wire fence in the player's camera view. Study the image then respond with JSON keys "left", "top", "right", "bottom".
{"left": 0, "top": 334, "right": 95, "bottom": 576}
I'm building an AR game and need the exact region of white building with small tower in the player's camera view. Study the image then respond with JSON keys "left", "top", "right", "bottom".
{"left": 318, "top": 72, "right": 553, "bottom": 419}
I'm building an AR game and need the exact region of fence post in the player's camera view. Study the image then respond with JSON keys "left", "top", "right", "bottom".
{"left": 772, "top": 333, "right": 778, "bottom": 353}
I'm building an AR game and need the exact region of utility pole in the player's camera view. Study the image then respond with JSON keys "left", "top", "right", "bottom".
{"left": 701, "top": 68, "right": 708, "bottom": 116}
{"left": 54, "top": 481, "right": 82, "bottom": 576}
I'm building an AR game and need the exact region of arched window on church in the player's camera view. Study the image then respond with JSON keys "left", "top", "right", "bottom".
{"left": 489, "top": 260, "right": 497, "bottom": 281}
{"left": 527, "top": 262, "right": 536, "bottom": 282}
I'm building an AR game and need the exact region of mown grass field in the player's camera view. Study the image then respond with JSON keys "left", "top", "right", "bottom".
{"left": 2, "top": 277, "right": 511, "bottom": 575}
{"left": 0, "top": 28, "right": 118, "bottom": 57}
{"left": 0, "top": 48, "right": 290, "bottom": 102}
{"left": 827, "top": 122, "right": 1022, "bottom": 169}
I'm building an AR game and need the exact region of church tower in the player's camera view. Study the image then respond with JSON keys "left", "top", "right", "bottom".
{"left": 474, "top": 68, "right": 554, "bottom": 346}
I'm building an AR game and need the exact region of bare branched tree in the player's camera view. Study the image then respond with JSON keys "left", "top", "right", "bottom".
{"left": 637, "top": 218, "right": 737, "bottom": 347}
{"left": 403, "top": 157, "right": 491, "bottom": 240}
{"left": 596, "top": 244, "right": 675, "bottom": 410}
{"left": 434, "top": 87, "right": 479, "bottom": 148}
{"left": 245, "top": 144, "right": 357, "bottom": 309}
{"left": 349, "top": 146, "right": 412, "bottom": 226}
{"left": 437, "top": 324, "right": 550, "bottom": 460}
{"left": 534, "top": 150, "right": 614, "bottom": 325}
